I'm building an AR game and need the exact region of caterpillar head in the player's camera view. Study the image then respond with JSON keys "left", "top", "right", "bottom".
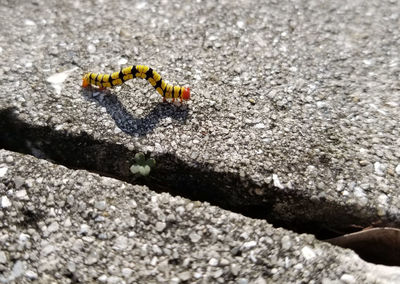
{"left": 182, "top": 87, "right": 191, "bottom": 101}
{"left": 82, "top": 74, "right": 89, "bottom": 88}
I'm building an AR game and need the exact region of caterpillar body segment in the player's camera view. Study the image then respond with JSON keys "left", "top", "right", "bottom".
{"left": 82, "top": 65, "right": 191, "bottom": 102}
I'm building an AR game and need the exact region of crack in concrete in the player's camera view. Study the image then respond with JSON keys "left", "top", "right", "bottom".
{"left": 0, "top": 107, "right": 394, "bottom": 243}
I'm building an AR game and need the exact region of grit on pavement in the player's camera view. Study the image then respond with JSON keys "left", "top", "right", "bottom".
{"left": 0, "top": 0, "right": 400, "bottom": 283}
{"left": 1, "top": 150, "right": 400, "bottom": 283}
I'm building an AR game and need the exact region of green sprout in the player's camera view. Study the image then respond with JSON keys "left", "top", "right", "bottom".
{"left": 130, "top": 152, "right": 156, "bottom": 177}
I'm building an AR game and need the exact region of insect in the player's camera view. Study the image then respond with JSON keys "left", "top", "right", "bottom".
{"left": 82, "top": 65, "right": 190, "bottom": 102}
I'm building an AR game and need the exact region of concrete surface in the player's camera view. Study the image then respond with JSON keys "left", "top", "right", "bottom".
{"left": 0, "top": 0, "right": 400, "bottom": 282}
{"left": 1, "top": 0, "right": 400, "bottom": 233}
{"left": 1, "top": 149, "right": 400, "bottom": 283}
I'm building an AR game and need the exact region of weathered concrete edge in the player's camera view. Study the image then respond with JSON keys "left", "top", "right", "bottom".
{"left": 0, "top": 149, "right": 400, "bottom": 283}
{"left": 1, "top": 107, "right": 397, "bottom": 240}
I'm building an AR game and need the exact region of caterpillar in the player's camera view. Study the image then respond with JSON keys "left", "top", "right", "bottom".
{"left": 82, "top": 65, "right": 190, "bottom": 102}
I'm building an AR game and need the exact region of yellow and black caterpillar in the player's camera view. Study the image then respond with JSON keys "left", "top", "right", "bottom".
{"left": 82, "top": 65, "right": 190, "bottom": 102}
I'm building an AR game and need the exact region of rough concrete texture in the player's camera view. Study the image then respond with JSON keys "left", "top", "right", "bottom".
{"left": 1, "top": 0, "right": 400, "bottom": 232}
{"left": 1, "top": 0, "right": 400, "bottom": 281}
{"left": 1, "top": 149, "right": 400, "bottom": 283}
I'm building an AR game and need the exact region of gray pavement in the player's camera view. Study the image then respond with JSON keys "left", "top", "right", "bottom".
{"left": 1, "top": 149, "right": 400, "bottom": 283}
{"left": 1, "top": 0, "right": 400, "bottom": 282}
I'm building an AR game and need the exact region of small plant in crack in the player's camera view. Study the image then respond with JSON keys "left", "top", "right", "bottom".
{"left": 130, "top": 152, "right": 156, "bottom": 177}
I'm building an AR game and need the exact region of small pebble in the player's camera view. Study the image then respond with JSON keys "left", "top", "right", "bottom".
{"left": 189, "top": 232, "right": 201, "bottom": 243}
{"left": 11, "top": 260, "right": 25, "bottom": 279}
{"left": 47, "top": 222, "right": 59, "bottom": 233}
{"left": 0, "top": 167, "right": 8, "bottom": 178}
{"left": 85, "top": 251, "right": 99, "bottom": 265}
{"left": 113, "top": 236, "right": 128, "bottom": 250}
{"left": 374, "top": 162, "right": 386, "bottom": 176}
{"left": 98, "top": 275, "right": 108, "bottom": 283}
{"left": 395, "top": 164, "right": 400, "bottom": 175}
{"left": 242, "top": 240, "right": 257, "bottom": 251}
{"left": 178, "top": 271, "right": 191, "bottom": 281}
{"left": 107, "top": 276, "right": 123, "bottom": 284}
{"left": 87, "top": 44, "right": 96, "bottom": 53}
{"left": 215, "top": 268, "right": 225, "bottom": 278}
{"left": 0, "top": 196, "right": 11, "bottom": 208}
{"left": 254, "top": 123, "right": 266, "bottom": 129}
{"left": 95, "top": 200, "right": 107, "bottom": 211}
{"left": 0, "top": 251, "right": 7, "bottom": 264}
{"left": 138, "top": 212, "right": 149, "bottom": 222}
{"left": 80, "top": 224, "right": 90, "bottom": 235}
{"left": 208, "top": 258, "right": 218, "bottom": 266}
{"left": 25, "top": 270, "right": 38, "bottom": 280}
{"left": 340, "top": 274, "right": 356, "bottom": 284}
{"left": 121, "top": 267, "right": 133, "bottom": 278}
{"left": 281, "top": 235, "right": 292, "bottom": 250}
{"left": 301, "top": 246, "right": 316, "bottom": 260}
{"left": 155, "top": 221, "right": 166, "bottom": 232}
{"left": 15, "top": 189, "right": 28, "bottom": 200}
{"left": 5, "top": 156, "right": 14, "bottom": 163}
{"left": 231, "top": 263, "right": 240, "bottom": 276}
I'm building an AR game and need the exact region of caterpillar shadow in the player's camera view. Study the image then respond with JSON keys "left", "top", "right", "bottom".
{"left": 81, "top": 88, "right": 189, "bottom": 136}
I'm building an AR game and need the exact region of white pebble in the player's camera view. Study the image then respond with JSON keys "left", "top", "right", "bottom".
{"left": 11, "top": 260, "right": 25, "bottom": 279}
{"left": 15, "top": 189, "right": 28, "bottom": 200}
{"left": 121, "top": 267, "right": 133, "bottom": 278}
{"left": 0, "top": 196, "right": 11, "bottom": 208}
{"left": 118, "top": 57, "right": 128, "bottom": 65}
{"left": 0, "top": 251, "right": 7, "bottom": 264}
{"left": 80, "top": 224, "right": 91, "bottom": 235}
{"left": 273, "top": 174, "right": 284, "bottom": 189}
{"left": 41, "top": 244, "right": 55, "bottom": 256}
{"left": 25, "top": 270, "right": 38, "bottom": 280}
{"left": 155, "top": 222, "right": 166, "bottom": 232}
{"left": 87, "top": 44, "right": 96, "bottom": 53}
{"left": 254, "top": 123, "right": 266, "bottom": 129}
{"left": 138, "top": 212, "right": 149, "bottom": 222}
{"left": 95, "top": 200, "right": 107, "bottom": 210}
{"left": 236, "top": 20, "right": 245, "bottom": 29}
{"left": 0, "top": 167, "right": 8, "bottom": 177}
{"left": 46, "top": 67, "right": 78, "bottom": 95}
{"left": 208, "top": 258, "right": 218, "bottom": 266}
{"left": 5, "top": 156, "right": 14, "bottom": 163}
{"left": 24, "top": 19, "right": 36, "bottom": 26}
{"left": 301, "top": 246, "right": 316, "bottom": 260}
{"left": 47, "top": 222, "right": 59, "bottom": 233}
{"left": 113, "top": 236, "right": 128, "bottom": 250}
{"left": 242, "top": 240, "right": 257, "bottom": 251}
{"left": 189, "top": 232, "right": 201, "bottom": 243}
{"left": 98, "top": 275, "right": 108, "bottom": 283}
{"left": 64, "top": 217, "right": 72, "bottom": 227}
{"left": 281, "top": 235, "right": 292, "bottom": 250}
{"left": 374, "top": 162, "right": 386, "bottom": 176}
{"left": 231, "top": 263, "right": 240, "bottom": 276}
{"left": 340, "top": 274, "right": 356, "bottom": 284}
{"left": 178, "top": 271, "right": 191, "bottom": 281}
{"left": 395, "top": 164, "right": 400, "bottom": 175}
{"left": 237, "top": 278, "right": 249, "bottom": 284}
{"left": 85, "top": 251, "right": 99, "bottom": 265}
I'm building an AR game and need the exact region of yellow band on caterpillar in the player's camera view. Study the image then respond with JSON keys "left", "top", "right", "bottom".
{"left": 82, "top": 65, "right": 190, "bottom": 102}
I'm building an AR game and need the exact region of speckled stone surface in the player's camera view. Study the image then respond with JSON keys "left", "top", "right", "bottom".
{"left": 1, "top": 149, "right": 400, "bottom": 283}
{"left": 0, "top": 0, "right": 400, "bottom": 281}
{"left": 1, "top": 0, "right": 399, "bottom": 233}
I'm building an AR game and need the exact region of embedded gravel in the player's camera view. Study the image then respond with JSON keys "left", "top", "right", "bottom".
{"left": 1, "top": 149, "right": 400, "bottom": 283}
{"left": 1, "top": 0, "right": 400, "bottom": 281}
{"left": 1, "top": 0, "right": 399, "bottom": 230}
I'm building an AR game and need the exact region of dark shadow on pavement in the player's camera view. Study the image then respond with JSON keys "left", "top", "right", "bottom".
{"left": 81, "top": 87, "right": 189, "bottom": 136}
